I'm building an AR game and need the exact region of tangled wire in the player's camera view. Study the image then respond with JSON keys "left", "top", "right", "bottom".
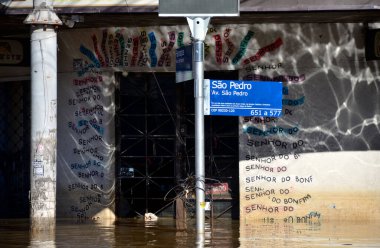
{"left": 164, "top": 174, "right": 222, "bottom": 217}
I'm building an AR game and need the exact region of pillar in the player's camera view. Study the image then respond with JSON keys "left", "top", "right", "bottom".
{"left": 24, "top": 0, "right": 62, "bottom": 231}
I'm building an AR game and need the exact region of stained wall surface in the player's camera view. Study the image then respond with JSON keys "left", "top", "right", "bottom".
{"left": 56, "top": 23, "right": 380, "bottom": 220}
{"left": 57, "top": 72, "right": 116, "bottom": 220}
{"left": 238, "top": 23, "right": 380, "bottom": 222}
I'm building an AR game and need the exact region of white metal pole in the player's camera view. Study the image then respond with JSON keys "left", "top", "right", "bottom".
{"left": 187, "top": 17, "right": 210, "bottom": 235}
{"left": 194, "top": 38, "right": 205, "bottom": 233}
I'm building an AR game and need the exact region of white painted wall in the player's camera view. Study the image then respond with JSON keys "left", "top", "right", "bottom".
{"left": 55, "top": 23, "right": 380, "bottom": 221}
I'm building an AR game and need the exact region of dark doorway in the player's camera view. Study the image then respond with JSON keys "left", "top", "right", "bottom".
{"left": 0, "top": 81, "right": 30, "bottom": 218}
{"left": 116, "top": 71, "right": 239, "bottom": 218}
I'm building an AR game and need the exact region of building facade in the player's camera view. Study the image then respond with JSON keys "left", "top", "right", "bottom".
{"left": 0, "top": 0, "right": 380, "bottom": 223}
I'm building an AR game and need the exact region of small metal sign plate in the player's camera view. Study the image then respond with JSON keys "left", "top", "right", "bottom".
{"left": 204, "top": 79, "right": 283, "bottom": 117}
{"left": 159, "top": 0, "right": 239, "bottom": 17}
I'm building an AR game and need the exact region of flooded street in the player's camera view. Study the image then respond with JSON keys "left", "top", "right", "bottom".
{"left": 0, "top": 218, "right": 379, "bottom": 247}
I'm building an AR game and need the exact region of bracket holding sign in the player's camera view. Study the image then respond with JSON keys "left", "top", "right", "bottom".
{"left": 204, "top": 79, "right": 283, "bottom": 117}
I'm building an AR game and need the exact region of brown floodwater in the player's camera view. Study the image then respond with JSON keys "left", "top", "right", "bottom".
{"left": 0, "top": 218, "right": 379, "bottom": 247}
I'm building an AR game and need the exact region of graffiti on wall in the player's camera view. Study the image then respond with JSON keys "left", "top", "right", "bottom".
{"left": 240, "top": 82, "right": 311, "bottom": 222}
{"left": 238, "top": 23, "right": 380, "bottom": 222}
{"left": 57, "top": 71, "right": 115, "bottom": 220}
{"left": 71, "top": 28, "right": 184, "bottom": 76}
{"left": 57, "top": 23, "right": 380, "bottom": 221}
{"left": 58, "top": 25, "right": 292, "bottom": 73}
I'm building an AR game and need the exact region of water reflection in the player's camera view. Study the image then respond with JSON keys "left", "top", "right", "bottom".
{"left": 0, "top": 218, "right": 379, "bottom": 247}
{"left": 240, "top": 221, "right": 380, "bottom": 248}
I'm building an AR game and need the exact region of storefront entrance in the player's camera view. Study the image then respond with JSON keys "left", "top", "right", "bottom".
{"left": 116, "top": 71, "right": 239, "bottom": 218}
{"left": 0, "top": 81, "right": 30, "bottom": 218}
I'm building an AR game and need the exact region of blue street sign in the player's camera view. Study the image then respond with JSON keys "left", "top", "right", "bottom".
{"left": 176, "top": 45, "right": 192, "bottom": 71}
{"left": 204, "top": 79, "right": 282, "bottom": 117}
{"left": 176, "top": 45, "right": 193, "bottom": 83}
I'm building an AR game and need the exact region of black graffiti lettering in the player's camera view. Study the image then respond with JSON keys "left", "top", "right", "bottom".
{"left": 79, "top": 194, "right": 101, "bottom": 204}
{"left": 245, "top": 204, "right": 279, "bottom": 213}
{"left": 281, "top": 176, "right": 291, "bottom": 182}
{"left": 283, "top": 194, "right": 311, "bottom": 204}
{"left": 245, "top": 189, "right": 275, "bottom": 200}
{"left": 284, "top": 212, "right": 321, "bottom": 223}
{"left": 277, "top": 166, "right": 287, "bottom": 172}
{"left": 73, "top": 147, "right": 98, "bottom": 155}
{"left": 244, "top": 126, "right": 298, "bottom": 136}
{"left": 79, "top": 135, "right": 103, "bottom": 146}
{"left": 247, "top": 139, "right": 287, "bottom": 149}
{"left": 245, "top": 186, "right": 264, "bottom": 192}
{"left": 243, "top": 117, "right": 277, "bottom": 124}
{"left": 246, "top": 175, "right": 277, "bottom": 183}
{"left": 78, "top": 170, "right": 104, "bottom": 178}
{"left": 279, "top": 189, "right": 289, "bottom": 194}
{"left": 68, "top": 183, "right": 89, "bottom": 191}
{"left": 245, "top": 155, "right": 276, "bottom": 163}
{"left": 292, "top": 140, "right": 304, "bottom": 149}
{"left": 71, "top": 160, "right": 91, "bottom": 170}
{"left": 91, "top": 184, "right": 104, "bottom": 190}
{"left": 284, "top": 109, "right": 293, "bottom": 115}
{"left": 263, "top": 217, "right": 275, "bottom": 223}
{"left": 272, "top": 197, "right": 281, "bottom": 204}
{"left": 245, "top": 164, "right": 274, "bottom": 172}
{"left": 69, "top": 96, "right": 91, "bottom": 105}
{"left": 278, "top": 154, "right": 289, "bottom": 160}
{"left": 296, "top": 176, "right": 313, "bottom": 183}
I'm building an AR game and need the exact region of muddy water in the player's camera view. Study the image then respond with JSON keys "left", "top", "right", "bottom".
{"left": 0, "top": 218, "right": 379, "bottom": 247}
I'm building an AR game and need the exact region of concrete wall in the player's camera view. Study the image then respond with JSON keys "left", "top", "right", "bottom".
{"left": 54, "top": 22, "right": 380, "bottom": 221}
{"left": 57, "top": 71, "right": 116, "bottom": 220}
{"left": 2, "top": 10, "right": 379, "bottom": 222}
{"left": 238, "top": 23, "right": 380, "bottom": 222}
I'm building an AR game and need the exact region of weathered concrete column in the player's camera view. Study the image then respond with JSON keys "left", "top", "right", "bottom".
{"left": 24, "top": 0, "right": 61, "bottom": 231}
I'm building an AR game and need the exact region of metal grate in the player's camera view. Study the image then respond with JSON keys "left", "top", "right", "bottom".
{"left": 117, "top": 73, "right": 177, "bottom": 217}
{"left": 116, "top": 71, "right": 239, "bottom": 218}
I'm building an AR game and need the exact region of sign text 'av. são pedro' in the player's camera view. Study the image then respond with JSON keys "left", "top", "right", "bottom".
{"left": 204, "top": 79, "right": 282, "bottom": 117}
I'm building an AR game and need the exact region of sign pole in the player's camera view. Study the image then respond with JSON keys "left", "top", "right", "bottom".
{"left": 159, "top": 0, "right": 238, "bottom": 237}
{"left": 187, "top": 17, "right": 210, "bottom": 234}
